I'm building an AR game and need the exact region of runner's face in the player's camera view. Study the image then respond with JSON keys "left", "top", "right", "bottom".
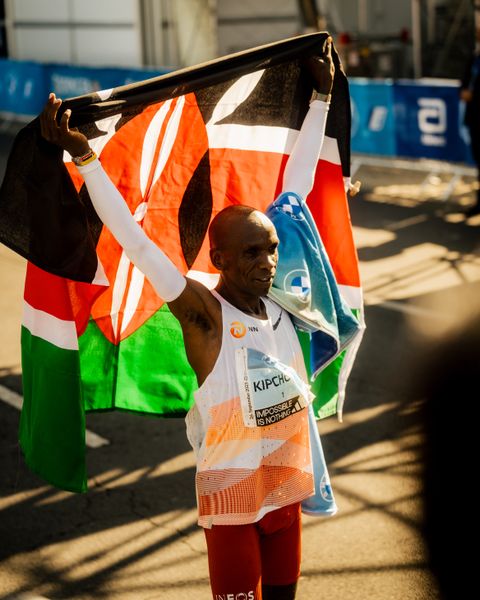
{"left": 219, "top": 214, "right": 279, "bottom": 297}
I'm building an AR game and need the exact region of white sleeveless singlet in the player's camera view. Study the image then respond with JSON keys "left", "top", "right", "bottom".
{"left": 185, "top": 290, "right": 314, "bottom": 528}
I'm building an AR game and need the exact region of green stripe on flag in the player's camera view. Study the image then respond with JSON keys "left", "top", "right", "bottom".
{"left": 298, "top": 307, "right": 361, "bottom": 420}
{"left": 311, "top": 355, "right": 345, "bottom": 419}
{"left": 20, "top": 326, "right": 87, "bottom": 493}
{"left": 297, "top": 329, "right": 339, "bottom": 419}
{"left": 79, "top": 304, "right": 197, "bottom": 416}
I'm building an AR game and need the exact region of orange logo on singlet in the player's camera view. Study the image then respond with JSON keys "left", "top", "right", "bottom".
{"left": 230, "top": 321, "right": 246, "bottom": 338}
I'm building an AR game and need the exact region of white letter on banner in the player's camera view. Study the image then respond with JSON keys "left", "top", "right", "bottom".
{"left": 368, "top": 106, "right": 388, "bottom": 132}
{"left": 418, "top": 97, "right": 447, "bottom": 147}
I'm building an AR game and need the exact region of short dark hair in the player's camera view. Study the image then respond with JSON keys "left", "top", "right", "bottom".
{"left": 208, "top": 205, "right": 257, "bottom": 250}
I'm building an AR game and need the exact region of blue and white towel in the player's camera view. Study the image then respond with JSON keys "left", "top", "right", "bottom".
{"left": 266, "top": 191, "right": 361, "bottom": 378}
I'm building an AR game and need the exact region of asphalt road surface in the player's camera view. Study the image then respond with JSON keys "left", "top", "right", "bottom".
{"left": 1, "top": 124, "right": 479, "bottom": 599}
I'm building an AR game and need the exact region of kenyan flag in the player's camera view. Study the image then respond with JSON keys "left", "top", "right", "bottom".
{"left": 0, "top": 33, "right": 362, "bottom": 492}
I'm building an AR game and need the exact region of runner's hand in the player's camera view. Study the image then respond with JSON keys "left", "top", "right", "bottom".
{"left": 305, "top": 36, "right": 335, "bottom": 97}
{"left": 40, "top": 93, "right": 90, "bottom": 157}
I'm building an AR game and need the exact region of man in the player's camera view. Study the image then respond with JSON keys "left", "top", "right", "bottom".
{"left": 460, "top": 23, "right": 480, "bottom": 216}
{"left": 40, "top": 40, "right": 334, "bottom": 600}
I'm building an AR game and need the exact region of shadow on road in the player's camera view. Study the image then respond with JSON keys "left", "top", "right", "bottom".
{"left": 0, "top": 150, "right": 467, "bottom": 598}
{"left": 0, "top": 297, "right": 430, "bottom": 598}
{"left": 349, "top": 172, "right": 480, "bottom": 264}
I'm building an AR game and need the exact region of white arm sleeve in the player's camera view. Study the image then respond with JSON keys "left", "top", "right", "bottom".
{"left": 77, "top": 158, "right": 186, "bottom": 302}
{"left": 282, "top": 99, "right": 330, "bottom": 199}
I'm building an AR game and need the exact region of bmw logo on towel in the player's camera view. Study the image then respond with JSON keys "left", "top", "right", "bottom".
{"left": 280, "top": 194, "right": 304, "bottom": 220}
{"left": 284, "top": 269, "right": 311, "bottom": 302}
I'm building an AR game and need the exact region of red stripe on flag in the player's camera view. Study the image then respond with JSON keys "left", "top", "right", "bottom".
{"left": 24, "top": 262, "right": 75, "bottom": 321}
{"left": 308, "top": 160, "right": 361, "bottom": 288}
{"left": 209, "top": 147, "right": 286, "bottom": 213}
{"left": 68, "top": 279, "right": 108, "bottom": 337}
{"left": 24, "top": 262, "right": 106, "bottom": 336}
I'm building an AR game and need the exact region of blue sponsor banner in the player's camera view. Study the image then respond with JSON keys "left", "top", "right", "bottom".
{"left": 350, "top": 79, "right": 396, "bottom": 156}
{"left": 350, "top": 77, "right": 474, "bottom": 164}
{"left": 45, "top": 64, "right": 169, "bottom": 99}
{"left": 0, "top": 59, "right": 168, "bottom": 118}
{"left": 393, "top": 80, "right": 470, "bottom": 163}
{"left": 0, "top": 59, "right": 48, "bottom": 116}
{"left": 0, "top": 59, "right": 475, "bottom": 165}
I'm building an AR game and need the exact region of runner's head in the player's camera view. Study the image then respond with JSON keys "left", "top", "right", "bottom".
{"left": 209, "top": 206, "right": 279, "bottom": 297}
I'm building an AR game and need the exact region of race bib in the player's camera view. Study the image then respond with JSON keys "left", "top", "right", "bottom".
{"left": 235, "top": 347, "right": 312, "bottom": 428}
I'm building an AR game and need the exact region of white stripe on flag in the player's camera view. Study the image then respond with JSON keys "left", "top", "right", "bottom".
{"left": 110, "top": 251, "right": 132, "bottom": 338}
{"left": 110, "top": 201, "right": 149, "bottom": 337}
{"left": 338, "top": 285, "right": 363, "bottom": 310}
{"left": 208, "top": 70, "right": 265, "bottom": 126}
{"left": 97, "top": 88, "right": 114, "bottom": 101}
{"left": 23, "top": 301, "right": 78, "bottom": 351}
{"left": 207, "top": 123, "right": 297, "bottom": 154}
{"left": 207, "top": 123, "right": 341, "bottom": 165}
{"left": 140, "top": 99, "right": 173, "bottom": 198}
{"left": 119, "top": 204, "right": 147, "bottom": 336}
{"left": 203, "top": 69, "right": 341, "bottom": 165}
{"left": 0, "top": 384, "right": 109, "bottom": 448}
{"left": 92, "top": 255, "right": 109, "bottom": 286}
{"left": 320, "top": 135, "right": 341, "bottom": 165}
{"left": 150, "top": 95, "right": 186, "bottom": 192}
{"left": 120, "top": 265, "right": 145, "bottom": 335}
